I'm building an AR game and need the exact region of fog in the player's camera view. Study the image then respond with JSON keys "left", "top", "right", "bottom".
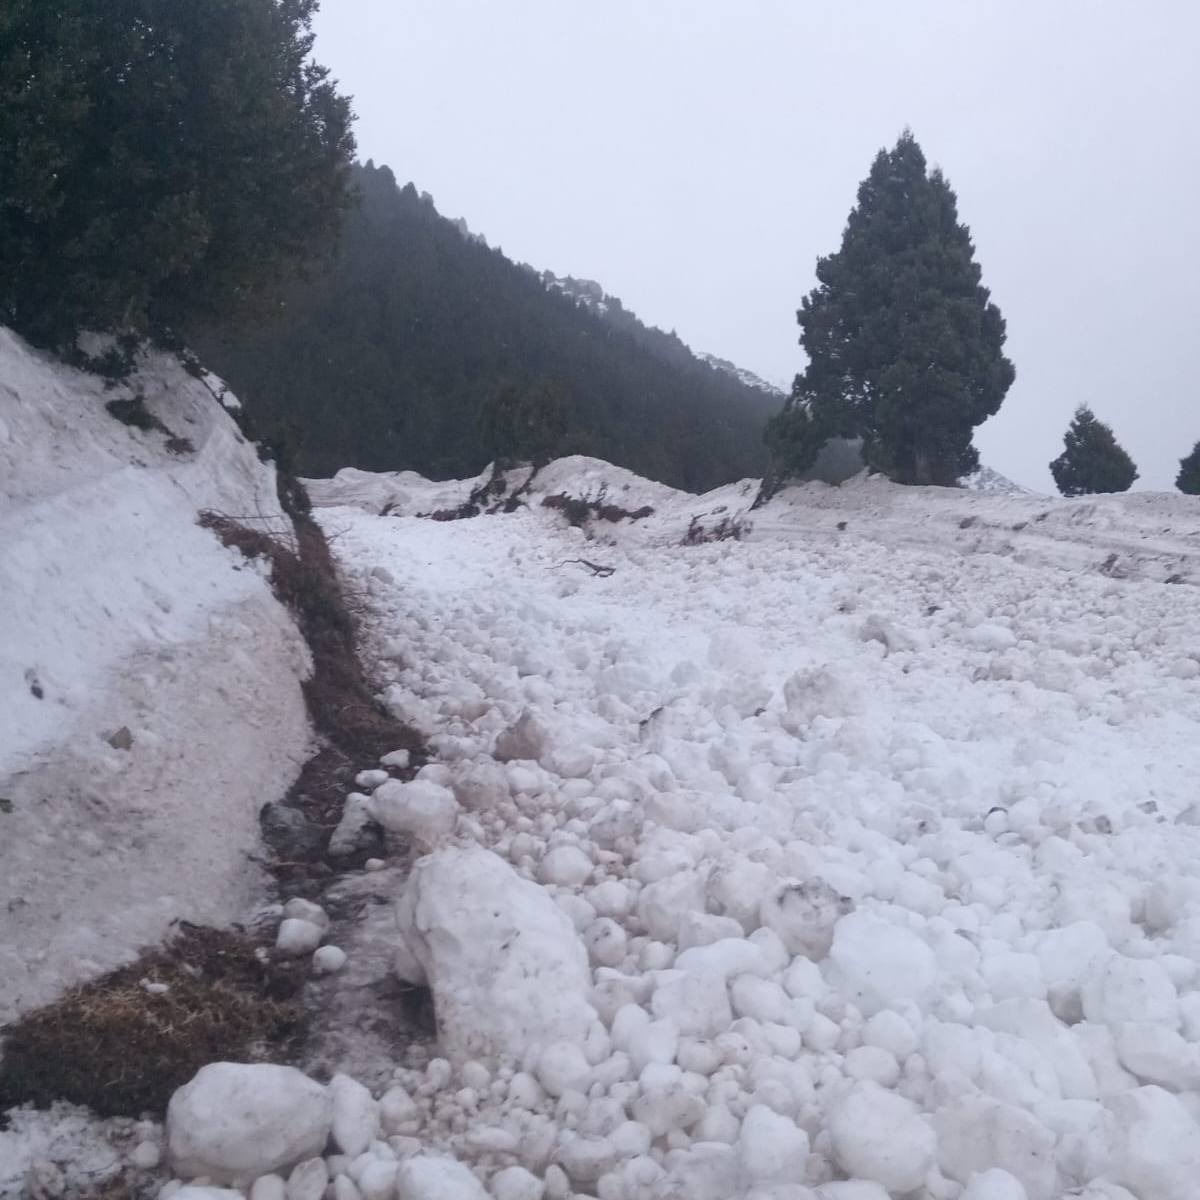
{"left": 314, "top": 1, "right": 1200, "bottom": 491}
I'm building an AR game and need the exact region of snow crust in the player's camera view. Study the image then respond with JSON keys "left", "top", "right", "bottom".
{"left": 0, "top": 327, "right": 310, "bottom": 1021}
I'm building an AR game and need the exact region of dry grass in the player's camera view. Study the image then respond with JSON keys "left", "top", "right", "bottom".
{"left": 0, "top": 926, "right": 305, "bottom": 1119}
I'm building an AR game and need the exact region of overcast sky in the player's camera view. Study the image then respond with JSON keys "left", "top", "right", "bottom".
{"left": 313, "top": 1, "right": 1200, "bottom": 492}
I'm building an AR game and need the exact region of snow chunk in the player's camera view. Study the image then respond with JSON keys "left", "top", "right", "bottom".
{"left": 396, "top": 1155, "right": 488, "bottom": 1200}
{"left": 827, "top": 912, "right": 936, "bottom": 1016}
{"left": 329, "top": 1074, "right": 379, "bottom": 1158}
{"left": 961, "top": 1170, "right": 1029, "bottom": 1200}
{"left": 536, "top": 1040, "right": 592, "bottom": 1097}
{"left": 1106, "top": 1085, "right": 1200, "bottom": 1200}
{"left": 737, "top": 1104, "right": 810, "bottom": 1185}
{"left": 1081, "top": 953, "right": 1179, "bottom": 1028}
{"left": 759, "top": 878, "right": 850, "bottom": 959}
{"left": 396, "top": 846, "right": 595, "bottom": 1062}
{"left": 495, "top": 710, "right": 551, "bottom": 763}
{"left": 166, "top": 1063, "right": 331, "bottom": 1184}
{"left": 313, "top": 945, "right": 348, "bottom": 975}
{"left": 368, "top": 778, "right": 459, "bottom": 848}
{"left": 490, "top": 1166, "right": 545, "bottom": 1200}
{"left": 780, "top": 666, "right": 862, "bottom": 733}
{"left": 933, "top": 1095, "right": 1056, "bottom": 1200}
{"left": 539, "top": 845, "right": 594, "bottom": 887}
{"left": 828, "top": 1082, "right": 935, "bottom": 1194}
{"left": 1114, "top": 1022, "right": 1200, "bottom": 1089}
{"left": 276, "top": 918, "right": 323, "bottom": 957}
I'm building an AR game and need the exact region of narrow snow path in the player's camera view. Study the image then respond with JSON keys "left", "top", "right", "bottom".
{"left": 310, "top": 470, "right": 1200, "bottom": 1200}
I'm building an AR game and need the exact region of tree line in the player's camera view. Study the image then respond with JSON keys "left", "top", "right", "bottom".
{"left": 763, "top": 131, "right": 1200, "bottom": 498}
{"left": 2, "top": 7, "right": 1196, "bottom": 498}
{"left": 190, "top": 162, "right": 779, "bottom": 491}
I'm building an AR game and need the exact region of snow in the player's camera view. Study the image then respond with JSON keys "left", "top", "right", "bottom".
{"left": 291, "top": 455, "right": 1200, "bottom": 1198}
{"left": 276, "top": 918, "right": 325, "bottom": 956}
{"left": 10, "top": 419, "right": 1200, "bottom": 1198}
{"left": 165, "top": 1063, "right": 332, "bottom": 1184}
{"left": 395, "top": 845, "right": 597, "bottom": 1063}
{"left": 0, "top": 326, "right": 310, "bottom": 1024}
{"left": 368, "top": 776, "right": 461, "bottom": 847}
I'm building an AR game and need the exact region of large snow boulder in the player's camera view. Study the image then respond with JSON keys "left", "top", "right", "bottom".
{"left": 827, "top": 912, "right": 936, "bottom": 1016}
{"left": 1105, "top": 1085, "right": 1200, "bottom": 1200}
{"left": 828, "top": 1082, "right": 935, "bottom": 1194}
{"left": 933, "top": 1094, "right": 1056, "bottom": 1200}
{"left": 396, "top": 846, "right": 596, "bottom": 1062}
{"left": 166, "top": 1063, "right": 331, "bottom": 1184}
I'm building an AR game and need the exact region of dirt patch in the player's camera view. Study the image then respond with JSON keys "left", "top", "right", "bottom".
{"left": 0, "top": 926, "right": 305, "bottom": 1120}
{"left": 200, "top": 474, "right": 424, "bottom": 893}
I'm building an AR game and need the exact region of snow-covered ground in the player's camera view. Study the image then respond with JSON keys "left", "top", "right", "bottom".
{"left": 8, "top": 443, "right": 1200, "bottom": 1199}
{"left": 0, "top": 328, "right": 310, "bottom": 1023}
{"left": 228, "top": 458, "right": 1200, "bottom": 1198}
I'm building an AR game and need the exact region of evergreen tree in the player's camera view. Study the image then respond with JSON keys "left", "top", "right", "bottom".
{"left": 0, "top": 0, "right": 354, "bottom": 352}
{"left": 479, "top": 379, "right": 570, "bottom": 466}
{"left": 1049, "top": 406, "right": 1138, "bottom": 496}
{"left": 768, "top": 131, "right": 1014, "bottom": 488}
{"left": 1176, "top": 442, "right": 1200, "bottom": 495}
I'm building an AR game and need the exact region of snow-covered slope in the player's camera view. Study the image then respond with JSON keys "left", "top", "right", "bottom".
{"left": 0, "top": 329, "right": 310, "bottom": 1022}
{"left": 960, "top": 464, "right": 1038, "bottom": 495}
{"left": 696, "top": 351, "right": 786, "bottom": 397}
{"left": 286, "top": 459, "right": 1200, "bottom": 1198}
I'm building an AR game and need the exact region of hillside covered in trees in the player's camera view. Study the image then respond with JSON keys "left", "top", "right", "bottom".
{"left": 193, "top": 162, "right": 780, "bottom": 490}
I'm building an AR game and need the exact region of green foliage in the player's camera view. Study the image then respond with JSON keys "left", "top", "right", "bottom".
{"left": 1049, "top": 406, "right": 1138, "bottom": 496}
{"left": 775, "top": 131, "right": 1014, "bottom": 487}
{"left": 1177, "top": 442, "right": 1200, "bottom": 495}
{"left": 192, "top": 163, "right": 779, "bottom": 491}
{"left": 0, "top": 0, "right": 354, "bottom": 351}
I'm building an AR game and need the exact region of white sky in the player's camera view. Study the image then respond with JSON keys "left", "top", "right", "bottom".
{"left": 313, "top": 1, "right": 1200, "bottom": 492}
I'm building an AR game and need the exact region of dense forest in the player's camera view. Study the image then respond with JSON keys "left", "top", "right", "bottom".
{"left": 193, "top": 162, "right": 780, "bottom": 491}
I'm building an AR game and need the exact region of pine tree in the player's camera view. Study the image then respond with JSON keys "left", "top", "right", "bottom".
{"left": 767, "top": 131, "right": 1014, "bottom": 488}
{"left": 1177, "top": 442, "right": 1200, "bottom": 495}
{"left": 1049, "top": 407, "right": 1138, "bottom": 496}
{"left": 0, "top": 0, "right": 354, "bottom": 353}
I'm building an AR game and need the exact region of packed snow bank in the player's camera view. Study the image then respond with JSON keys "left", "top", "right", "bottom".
{"left": 294, "top": 454, "right": 1200, "bottom": 1198}
{"left": 0, "top": 327, "right": 310, "bottom": 1022}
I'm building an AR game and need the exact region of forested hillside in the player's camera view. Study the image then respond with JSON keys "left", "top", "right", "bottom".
{"left": 193, "top": 162, "right": 780, "bottom": 490}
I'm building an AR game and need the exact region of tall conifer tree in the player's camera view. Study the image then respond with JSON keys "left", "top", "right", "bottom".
{"left": 766, "top": 131, "right": 1014, "bottom": 488}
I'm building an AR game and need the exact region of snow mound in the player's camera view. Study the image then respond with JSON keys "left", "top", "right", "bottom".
{"left": 0, "top": 326, "right": 310, "bottom": 1022}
